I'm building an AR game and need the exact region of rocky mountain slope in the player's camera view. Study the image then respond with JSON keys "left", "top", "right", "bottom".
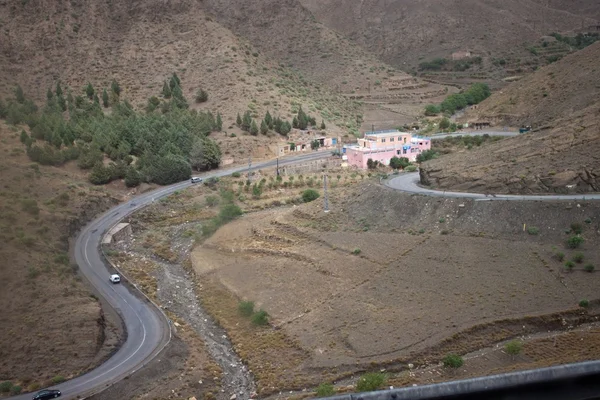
{"left": 301, "top": 0, "right": 599, "bottom": 72}
{"left": 420, "top": 42, "right": 600, "bottom": 194}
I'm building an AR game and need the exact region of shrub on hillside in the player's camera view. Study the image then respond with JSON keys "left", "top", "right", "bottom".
{"left": 443, "top": 354, "right": 464, "bottom": 368}
{"left": 566, "top": 235, "right": 584, "bottom": 249}
{"left": 316, "top": 383, "right": 335, "bottom": 397}
{"left": 579, "top": 299, "right": 589, "bottom": 308}
{"left": 405, "top": 165, "right": 417, "bottom": 172}
{"left": 584, "top": 264, "right": 595, "bottom": 273}
{"left": 302, "top": 189, "right": 320, "bottom": 203}
{"left": 356, "top": 372, "right": 386, "bottom": 392}
{"left": 565, "top": 261, "right": 575, "bottom": 271}
{"left": 504, "top": 340, "right": 523, "bottom": 357}
{"left": 0, "top": 382, "right": 12, "bottom": 393}
{"left": 251, "top": 309, "right": 269, "bottom": 326}
{"left": 218, "top": 203, "right": 243, "bottom": 223}
{"left": 573, "top": 253, "right": 584, "bottom": 263}
{"left": 527, "top": 227, "right": 539, "bottom": 235}
{"left": 570, "top": 222, "right": 583, "bottom": 234}
{"left": 195, "top": 88, "right": 208, "bottom": 103}
{"left": 238, "top": 301, "right": 255, "bottom": 317}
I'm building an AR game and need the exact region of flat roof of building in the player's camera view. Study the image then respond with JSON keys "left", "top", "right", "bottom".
{"left": 364, "top": 129, "right": 411, "bottom": 136}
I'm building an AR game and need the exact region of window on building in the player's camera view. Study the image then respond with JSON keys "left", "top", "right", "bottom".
{"left": 390, "top": 138, "right": 394, "bottom": 142}
{"left": 403, "top": 137, "right": 407, "bottom": 144}
{"left": 381, "top": 138, "right": 386, "bottom": 143}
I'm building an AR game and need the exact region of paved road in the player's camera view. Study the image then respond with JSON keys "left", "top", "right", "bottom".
{"left": 386, "top": 172, "right": 600, "bottom": 201}
{"left": 428, "top": 130, "right": 521, "bottom": 139}
{"left": 9, "top": 150, "right": 331, "bottom": 400}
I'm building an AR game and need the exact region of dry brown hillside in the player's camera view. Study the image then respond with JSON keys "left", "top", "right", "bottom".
{"left": 301, "top": 0, "right": 600, "bottom": 76}
{"left": 0, "top": 0, "right": 366, "bottom": 136}
{"left": 420, "top": 42, "right": 600, "bottom": 194}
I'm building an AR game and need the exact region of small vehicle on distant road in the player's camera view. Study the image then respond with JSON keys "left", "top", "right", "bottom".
{"left": 32, "top": 389, "right": 62, "bottom": 399}
{"left": 191, "top": 177, "right": 202, "bottom": 183}
{"left": 109, "top": 274, "right": 121, "bottom": 284}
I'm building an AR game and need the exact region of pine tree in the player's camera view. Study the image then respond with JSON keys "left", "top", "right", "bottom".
{"left": 162, "top": 81, "right": 172, "bottom": 98}
{"left": 195, "top": 88, "right": 208, "bottom": 103}
{"left": 260, "top": 119, "right": 268, "bottom": 135}
{"left": 56, "top": 81, "right": 63, "bottom": 98}
{"left": 66, "top": 90, "right": 74, "bottom": 106}
{"left": 264, "top": 110, "right": 273, "bottom": 129}
{"left": 111, "top": 79, "right": 121, "bottom": 96}
{"left": 102, "top": 88, "right": 109, "bottom": 108}
{"left": 15, "top": 85, "right": 25, "bottom": 103}
{"left": 297, "top": 106, "right": 308, "bottom": 130}
{"left": 93, "top": 93, "right": 100, "bottom": 104}
{"left": 47, "top": 88, "right": 54, "bottom": 101}
{"left": 242, "top": 111, "right": 252, "bottom": 132}
{"left": 320, "top": 120, "right": 326, "bottom": 130}
{"left": 236, "top": 113, "right": 242, "bottom": 127}
{"left": 57, "top": 94, "right": 67, "bottom": 112}
{"left": 250, "top": 119, "right": 259, "bottom": 136}
{"left": 85, "top": 82, "right": 95, "bottom": 99}
{"left": 169, "top": 73, "right": 181, "bottom": 90}
{"left": 216, "top": 112, "right": 223, "bottom": 131}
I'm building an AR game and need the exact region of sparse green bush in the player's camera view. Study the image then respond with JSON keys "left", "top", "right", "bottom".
{"left": 584, "top": 264, "right": 595, "bottom": 273}
{"left": 51, "top": 376, "right": 65, "bottom": 384}
{"left": 195, "top": 88, "right": 208, "bottom": 103}
{"left": 316, "top": 383, "right": 335, "bottom": 397}
{"left": 443, "top": 354, "right": 464, "bottom": 368}
{"left": 554, "top": 252, "right": 565, "bottom": 262}
{"left": 251, "top": 309, "right": 269, "bottom": 326}
{"left": 439, "top": 217, "right": 446, "bottom": 223}
{"left": 356, "top": 372, "right": 386, "bottom": 392}
{"left": 504, "top": 340, "right": 523, "bottom": 356}
{"left": 231, "top": 172, "right": 241, "bottom": 178}
{"left": 527, "top": 227, "right": 539, "bottom": 235}
{"left": 0, "top": 382, "right": 12, "bottom": 393}
{"left": 21, "top": 199, "right": 40, "bottom": 216}
{"left": 205, "top": 195, "right": 219, "bottom": 207}
{"left": 571, "top": 223, "right": 583, "bottom": 234}
{"left": 565, "top": 261, "right": 575, "bottom": 271}
{"left": 352, "top": 248, "right": 361, "bottom": 255}
{"left": 405, "top": 165, "right": 417, "bottom": 172}
{"left": 238, "top": 301, "right": 255, "bottom": 317}
{"left": 572, "top": 253, "right": 584, "bottom": 263}
{"left": 579, "top": 299, "right": 589, "bottom": 308}
{"left": 567, "top": 235, "right": 584, "bottom": 249}
{"left": 302, "top": 189, "right": 320, "bottom": 203}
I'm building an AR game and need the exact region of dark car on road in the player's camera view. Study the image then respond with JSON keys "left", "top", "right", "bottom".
{"left": 32, "top": 389, "right": 62, "bottom": 399}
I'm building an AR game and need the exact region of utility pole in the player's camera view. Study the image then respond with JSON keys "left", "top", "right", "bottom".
{"left": 276, "top": 156, "right": 280, "bottom": 176}
{"left": 323, "top": 174, "right": 329, "bottom": 213}
{"left": 247, "top": 155, "right": 252, "bottom": 183}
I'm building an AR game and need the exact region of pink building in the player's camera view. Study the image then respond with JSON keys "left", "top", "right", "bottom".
{"left": 344, "top": 130, "right": 431, "bottom": 169}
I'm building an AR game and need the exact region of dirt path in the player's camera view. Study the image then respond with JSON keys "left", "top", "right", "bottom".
{"left": 153, "top": 259, "right": 256, "bottom": 399}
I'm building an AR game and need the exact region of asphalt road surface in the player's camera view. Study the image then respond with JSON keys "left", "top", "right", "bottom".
{"left": 8, "top": 150, "right": 331, "bottom": 400}
{"left": 386, "top": 172, "right": 600, "bottom": 201}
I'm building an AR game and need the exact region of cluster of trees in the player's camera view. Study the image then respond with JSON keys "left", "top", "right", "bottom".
{"left": 425, "top": 83, "right": 491, "bottom": 116}
{"left": 236, "top": 109, "right": 292, "bottom": 136}
{"left": 419, "top": 58, "right": 448, "bottom": 71}
{"left": 551, "top": 32, "right": 599, "bottom": 50}
{"left": 419, "top": 56, "right": 482, "bottom": 72}
{"left": 3, "top": 75, "right": 223, "bottom": 187}
{"left": 236, "top": 105, "right": 325, "bottom": 137}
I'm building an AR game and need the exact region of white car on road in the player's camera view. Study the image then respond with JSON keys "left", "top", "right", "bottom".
{"left": 109, "top": 274, "right": 121, "bottom": 284}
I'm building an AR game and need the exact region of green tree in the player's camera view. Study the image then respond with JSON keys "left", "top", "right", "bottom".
{"left": 504, "top": 340, "right": 523, "bottom": 358}
{"left": 171, "top": 83, "right": 188, "bottom": 109}
{"left": 169, "top": 73, "right": 181, "bottom": 90}
{"left": 260, "top": 119, "right": 268, "bottom": 135}
{"left": 236, "top": 112, "right": 242, "bottom": 127}
{"left": 56, "top": 81, "right": 63, "bottom": 97}
{"left": 89, "top": 163, "right": 112, "bottom": 185}
{"left": 389, "top": 156, "right": 410, "bottom": 169}
{"left": 102, "top": 88, "right": 109, "bottom": 108}
{"left": 292, "top": 116, "right": 299, "bottom": 129}
{"left": 189, "top": 136, "right": 222, "bottom": 171}
{"left": 162, "top": 81, "right": 172, "bottom": 98}
{"left": 443, "top": 354, "right": 464, "bottom": 368}
{"left": 93, "top": 93, "right": 100, "bottom": 105}
{"left": 310, "top": 139, "right": 320, "bottom": 150}
{"left": 85, "top": 82, "right": 95, "bottom": 99}
{"left": 215, "top": 112, "right": 223, "bottom": 131}
{"left": 46, "top": 88, "right": 54, "bottom": 101}
{"left": 124, "top": 166, "right": 141, "bottom": 187}
{"left": 320, "top": 120, "right": 326, "bottom": 130}
{"left": 439, "top": 117, "right": 450, "bottom": 130}
{"left": 425, "top": 104, "right": 440, "bottom": 116}
{"left": 297, "top": 106, "right": 309, "bottom": 130}
{"left": 195, "top": 88, "right": 208, "bottom": 103}
{"left": 264, "top": 110, "right": 273, "bottom": 128}
{"left": 250, "top": 119, "right": 259, "bottom": 135}
{"left": 356, "top": 372, "right": 386, "bottom": 392}
{"left": 15, "top": 85, "right": 25, "bottom": 103}
{"left": 111, "top": 79, "right": 121, "bottom": 96}
{"left": 242, "top": 111, "right": 252, "bottom": 132}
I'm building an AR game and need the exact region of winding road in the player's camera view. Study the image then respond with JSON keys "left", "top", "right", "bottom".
{"left": 10, "top": 131, "right": 600, "bottom": 400}
{"left": 9, "top": 150, "right": 331, "bottom": 400}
